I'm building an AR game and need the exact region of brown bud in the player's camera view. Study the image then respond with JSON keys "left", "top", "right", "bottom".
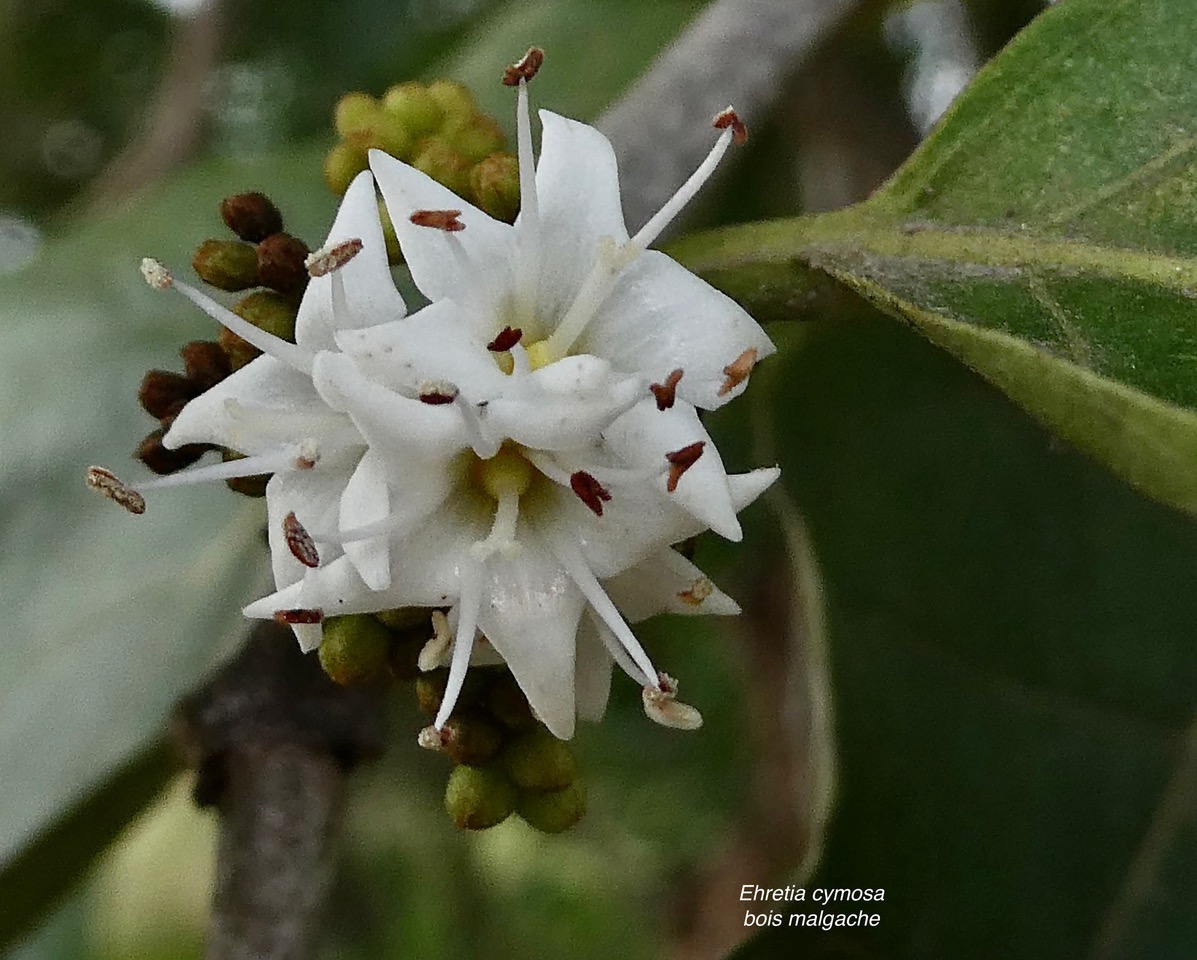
{"left": 256, "top": 232, "right": 310, "bottom": 295}
{"left": 136, "top": 428, "right": 209, "bottom": 475}
{"left": 222, "top": 449, "right": 269, "bottom": 497}
{"left": 192, "top": 239, "right": 260, "bottom": 292}
{"left": 179, "top": 340, "right": 231, "bottom": 391}
{"left": 484, "top": 671, "right": 536, "bottom": 731}
{"left": 138, "top": 369, "right": 197, "bottom": 420}
{"left": 220, "top": 192, "right": 283, "bottom": 243}
{"left": 439, "top": 713, "right": 505, "bottom": 766}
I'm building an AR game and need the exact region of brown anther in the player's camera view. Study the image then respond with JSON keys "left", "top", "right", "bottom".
{"left": 138, "top": 369, "right": 198, "bottom": 420}
{"left": 220, "top": 192, "right": 283, "bottom": 243}
{"left": 718, "top": 347, "right": 758, "bottom": 397}
{"left": 656, "top": 671, "right": 678, "bottom": 696}
{"left": 179, "top": 341, "right": 231, "bottom": 391}
{"left": 502, "top": 46, "right": 545, "bottom": 86}
{"left": 677, "top": 577, "right": 713, "bottom": 606}
{"left": 410, "top": 209, "right": 465, "bottom": 232}
{"left": 283, "top": 511, "right": 320, "bottom": 568}
{"left": 295, "top": 454, "right": 318, "bottom": 470}
{"left": 649, "top": 368, "right": 684, "bottom": 411}
{"left": 274, "top": 608, "right": 324, "bottom": 625}
{"left": 305, "top": 238, "right": 364, "bottom": 277}
{"left": 419, "top": 380, "right": 459, "bottom": 405}
{"left": 487, "top": 326, "right": 522, "bottom": 352}
{"left": 712, "top": 107, "right": 749, "bottom": 145}
{"left": 665, "top": 441, "right": 705, "bottom": 493}
{"left": 570, "top": 471, "right": 612, "bottom": 516}
{"left": 85, "top": 466, "right": 146, "bottom": 515}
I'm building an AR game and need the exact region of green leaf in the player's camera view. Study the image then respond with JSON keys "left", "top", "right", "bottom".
{"left": 733, "top": 305, "right": 1197, "bottom": 960}
{"left": 673, "top": 0, "right": 1197, "bottom": 517}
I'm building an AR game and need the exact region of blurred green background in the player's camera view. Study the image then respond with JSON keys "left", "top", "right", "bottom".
{"left": 15, "top": 1, "right": 1189, "bottom": 959}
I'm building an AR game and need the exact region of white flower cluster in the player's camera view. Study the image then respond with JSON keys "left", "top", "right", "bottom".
{"left": 92, "top": 51, "right": 778, "bottom": 740}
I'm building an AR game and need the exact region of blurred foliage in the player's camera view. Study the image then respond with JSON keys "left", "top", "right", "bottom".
{"left": 13, "top": 0, "right": 1197, "bottom": 959}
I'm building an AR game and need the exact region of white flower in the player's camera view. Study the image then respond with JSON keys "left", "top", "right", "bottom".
{"left": 92, "top": 51, "right": 779, "bottom": 740}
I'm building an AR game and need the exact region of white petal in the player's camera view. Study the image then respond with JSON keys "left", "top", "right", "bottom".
{"left": 295, "top": 171, "right": 407, "bottom": 351}
{"left": 245, "top": 501, "right": 487, "bottom": 617}
{"left": 339, "top": 449, "right": 390, "bottom": 590}
{"left": 605, "top": 547, "right": 740, "bottom": 622}
{"left": 265, "top": 467, "right": 350, "bottom": 592}
{"left": 334, "top": 298, "right": 508, "bottom": 402}
{"left": 484, "top": 358, "right": 641, "bottom": 450}
{"left": 476, "top": 530, "right": 584, "bottom": 740}
{"left": 163, "top": 356, "right": 341, "bottom": 454}
{"left": 582, "top": 250, "right": 775, "bottom": 409}
{"left": 311, "top": 351, "right": 471, "bottom": 459}
{"left": 574, "top": 615, "right": 613, "bottom": 722}
{"left": 729, "top": 466, "right": 781, "bottom": 510}
{"left": 603, "top": 398, "right": 742, "bottom": 541}
{"left": 532, "top": 111, "right": 628, "bottom": 328}
{"left": 369, "top": 149, "right": 514, "bottom": 328}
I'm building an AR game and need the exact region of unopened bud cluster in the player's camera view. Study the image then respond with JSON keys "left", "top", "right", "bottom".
{"left": 324, "top": 80, "right": 520, "bottom": 245}
{"left": 418, "top": 666, "right": 587, "bottom": 833}
{"left": 135, "top": 192, "right": 309, "bottom": 496}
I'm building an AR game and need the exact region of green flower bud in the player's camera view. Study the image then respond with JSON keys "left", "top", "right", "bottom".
{"left": 484, "top": 669, "right": 536, "bottom": 731}
{"left": 191, "top": 239, "right": 259, "bottom": 292}
{"left": 502, "top": 726, "right": 576, "bottom": 792}
{"left": 470, "top": 152, "right": 520, "bottom": 223}
{"left": 425, "top": 80, "right": 477, "bottom": 128}
{"left": 445, "top": 765, "right": 516, "bottom": 830}
{"left": 382, "top": 82, "right": 444, "bottom": 140}
{"left": 412, "top": 137, "right": 473, "bottom": 197}
{"left": 366, "top": 111, "right": 413, "bottom": 160}
{"left": 222, "top": 449, "right": 269, "bottom": 497}
{"left": 517, "top": 781, "right": 587, "bottom": 834}
{"left": 416, "top": 666, "right": 493, "bottom": 717}
{"left": 319, "top": 614, "right": 394, "bottom": 685}
{"left": 334, "top": 91, "right": 381, "bottom": 139}
{"left": 440, "top": 713, "right": 505, "bottom": 766}
{"left": 324, "top": 141, "right": 369, "bottom": 195}
{"left": 445, "top": 115, "right": 506, "bottom": 164}
{"left": 219, "top": 291, "right": 296, "bottom": 370}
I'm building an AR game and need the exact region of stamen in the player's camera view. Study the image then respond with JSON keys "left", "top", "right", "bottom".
{"left": 140, "top": 258, "right": 314, "bottom": 375}
{"left": 649, "top": 368, "right": 684, "bottom": 411}
{"left": 274, "top": 608, "right": 324, "bottom": 625}
{"left": 418, "top": 379, "right": 459, "bottom": 405}
{"left": 712, "top": 106, "right": 749, "bottom": 145}
{"left": 85, "top": 466, "right": 146, "bottom": 515}
{"left": 456, "top": 397, "right": 502, "bottom": 459}
{"left": 586, "top": 611, "right": 656, "bottom": 688}
{"left": 487, "top": 326, "right": 522, "bottom": 352}
{"left": 418, "top": 610, "right": 453, "bottom": 672}
{"left": 512, "top": 72, "right": 540, "bottom": 320}
{"left": 665, "top": 441, "right": 705, "bottom": 493}
{"left": 283, "top": 512, "right": 320, "bottom": 568}
{"left": 502, "top": 46, "right": 544, "bottom": 86}
{"left": 677, "top": 577, "right": 713, "bottom": 606}
{"left": 509, "top": 342, "right": 531, "bottom": 377}
{"left": 417, "top": 725, "right": 447, "bottom": 751}
{"left": 434, "top": 561, "right": 485, "bottom": 729}
{"left": 629, "top": 111, "right": 740, "bottom": 251}
{"left": 140, "top": 258, "right": 172, "bottom": 291}
{"left": 569, "top": 471, "right": 612, "bottom": 517}
{"left": 304, "top": 238, "right": 363, "bottom": 277}
{"left": 307, "top": 508, "right": 422, "bottom": 547}
{"left": 642, "top": 671, "right": 703, "bottom": 730}
{"left": 545, "top": 529, "right": 659, "bottom": 686}
{"left": 542, "top": 236, "right": 628, "bottom": 360}
{"left": 134, "top": 446, "right": 307, "bottom": 492}
{"left": 410, "top": 209, "right": 465, "bottom": 232}
{"left": 718, "top": 347, "right": 758, "bottom": 397}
